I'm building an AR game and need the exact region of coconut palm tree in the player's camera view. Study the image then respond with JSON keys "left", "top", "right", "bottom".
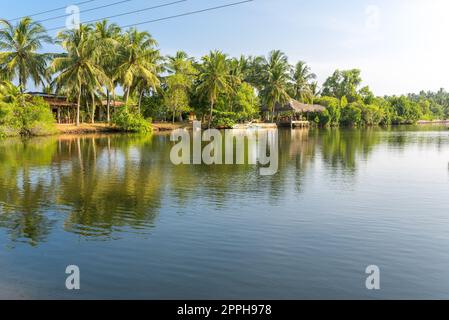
{"left": 291, "top": 61, "right": 316, "bottom": 103}
{"left": 164, "top": 51, "right": 197, "bottom": 122}
{"left": 93, "top": 20, "right": 122, "bottom": 122}
{"left": 51, "top": 26, "right": 110, "bottom": 126}
{"left": 0, "top": 80, "right": 28, "bottom": 105}
{"left": 261, "top": 50, "right": 291, "bottom": 122}
{"left": 116, "top": 28, "right": 161, "bottom": 104}
{"left": 196, "top": 50, "right": 234, "bottom": 128}
{"left": 0, "top": 17, "right": 53, "bottom": 91}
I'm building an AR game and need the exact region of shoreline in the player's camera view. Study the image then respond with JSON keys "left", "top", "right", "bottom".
{"left": 416, "top": 120, "right": 449, "bottom": 125}
{"left": 55, "top": 122, "right": 191, "bottom": 135}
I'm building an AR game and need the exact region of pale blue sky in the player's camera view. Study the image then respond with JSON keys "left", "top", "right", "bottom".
{"left": 2, "top": 0, "right": 448, "bottom": 95}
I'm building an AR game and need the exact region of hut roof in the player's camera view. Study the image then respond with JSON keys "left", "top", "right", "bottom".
{"left": 262, "top": 99, "right": 326, "bottom": 113}
{"left": 28, "top": 92, "right": 76, "bottom": 108}
{"left": 101, "top": 100, "right": 125, "bottom": 107}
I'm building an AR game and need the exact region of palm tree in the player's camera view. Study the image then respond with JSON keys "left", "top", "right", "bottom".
{"left": 0, "top": 80, "right": 28, "bottom": 105}
{"left": 261, "top": 50, "right": 291, "bottom": 122}
{"left": 310, "top": 81, "right": 320, "bottom": 102}
{"left": 93, "top": 20, "right": 121, "bottom": 122}
{"left": 51, "top": 26, "right": 109, "bottom": 126}
{"left": 197, "top": 51, "right": 233, "bottom": 128}
{"left": 166, "top": 51, "right": 195, "bottom": 74}
{"left": 0, "top": 17, "right": 53, "bottom": 91}
{"left": 116, "top": 28, "right": 161, "bottom": 104}
{"left": 291, "top": 61, "right": 316, "bottom": 103}
{"left": 164, "top": 51, "right": 196, "bottom": 123}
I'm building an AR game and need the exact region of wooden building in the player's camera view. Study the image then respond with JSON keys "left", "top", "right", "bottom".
{"left": 28, "top": 92, "right": 125, "bottom": 123}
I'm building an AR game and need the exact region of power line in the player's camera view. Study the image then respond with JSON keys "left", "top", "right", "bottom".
{"left": 9, "top": 0, "right": 97, "bottom": 22}
{"left": 37, "top": 0, "right": 133, "bottom": 24}
{"left": 121, "top": 0, "right": 253, "bottom": 28}
{"left": 47, "top": 0, "right": 254, "bottom": 32}
{"left": 45, "top": 0, "right": 186, "bottom": 30}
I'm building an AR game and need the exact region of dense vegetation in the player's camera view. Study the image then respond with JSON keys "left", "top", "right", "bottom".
{"left": 1, "top": 17, "right": 448, "bottom": 135}
{"left": 0, "top": 81, "right": 56, "bottom": 137}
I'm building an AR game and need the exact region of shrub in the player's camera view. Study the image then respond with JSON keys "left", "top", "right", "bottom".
{"left": 19, "top": 98, "right": 57, "bottom": 136}
{"left": 0, "top": 102, "right": 21, "bottom": 137}
{"left": 0, "top": 95, "right": 56, "bottom": 138}
{"left": 112, "top": 108, "right": 152, "bottom": 133}
{"left": 315, "top": 97, "right": 341, "bottom": 125}
{"left": 212, "top": 110, "right": 237, "bottom": 128}
{"left": 341, "top": 103, "right": 362, "bottom": 126}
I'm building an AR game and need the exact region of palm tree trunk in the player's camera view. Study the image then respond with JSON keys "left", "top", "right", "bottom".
{"left": 125, "top": 88, "right": 130, "bottom": 105}
{"left": 112, "top": 90, "right": 116, "bottom": 117}
{"left": 208, "top": 100, "right": 214, "bottom": 129}
{"left": 138, "top": 90, "right": 144, "bottom": 114}
{"left": 106, "top": 89, "right": 111, "bottom": 123}
{"left": 91, "top": 92, "right": 96, "bottom": 124}
{"left": 76, "top": 88, "right": 81, "bottom": 126}
{"left": 19, "top": 77, "right": 24, "bottom": 93}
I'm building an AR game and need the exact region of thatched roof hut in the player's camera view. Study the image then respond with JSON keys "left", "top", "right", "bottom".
{"left": 262, "top": 99, "right": 326, "bottom": 114}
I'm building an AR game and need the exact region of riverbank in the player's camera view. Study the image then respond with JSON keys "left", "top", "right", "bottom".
{"left": 56, "top": 122, "right": 192, "bottom": 134}
{"left": 50, "top": 120, "right": 449, "bottom": 135}
{"left": 417, "top": 120, "right": 449, "bottom": 125}
{"left": 56, "top": 123, "right": 120, "bottom": 134}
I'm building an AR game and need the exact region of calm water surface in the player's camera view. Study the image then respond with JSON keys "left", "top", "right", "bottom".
{"left": 1, "top": 126, "right": 449, "bottom": 299}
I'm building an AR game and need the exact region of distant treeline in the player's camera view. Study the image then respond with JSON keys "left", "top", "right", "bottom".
{"left": 1, "top": 18, "right": 448, "bottom": 132}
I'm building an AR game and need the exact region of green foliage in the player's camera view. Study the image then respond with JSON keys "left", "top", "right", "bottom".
{"left": 315, "top": 96, "right": 341, "bottom": 125}
{"left": 18, "top": 97, "right": 58, "bottom": 136}
{"left": 340, "top": 103, "right": 363, "bottom": 127}
{"left": 360, "top": 104, "right": 384, "bottom": 126}
{"left": 387, "top": 96, "right": 422, "bottom": 124}
{"left": 112, "top": 108, "right": 152, "bottom": 133}
{"left": 0, "top": 85, "right": 56, "bottom": 138}
{"left": 322, "top": 69, "right": 362, "bottom": 102}
{"left": 211, "top": 110, "right": 236, "bottom": 128}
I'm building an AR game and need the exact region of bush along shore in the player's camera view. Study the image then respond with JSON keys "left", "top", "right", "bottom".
{"left": 1, "top": 17, "right": 449, "bottom": 137}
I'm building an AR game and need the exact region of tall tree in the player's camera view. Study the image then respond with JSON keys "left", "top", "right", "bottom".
{"left": 196, "top": 50, "right": 233, "bottom": 128}
{"left": 0, "top": 17, "right": 53, "bottom": 91}
{"left": 164, "top": 51, "right": 196, "bottom": 123}
{"left": 116, "top": 28, "right": 160, "bottom": 104}
{"left": 51, "top": 26, "right": 109, "bottom": 126}
{"left": 260, "top": 50, "right": 291, "bottom": 122}
{"left": 291, "top": 61, "right": 316, "bottom": 103}
{"left": 322, "top": 69, "right": 362, "bottom": 102}
{"left": 93, "top": 20, "right": 122, "bottom": 123}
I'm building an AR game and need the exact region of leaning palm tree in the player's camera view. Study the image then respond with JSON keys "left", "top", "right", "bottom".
{"left": 0, "top": 17, "right": 53, "bottom": 91}
{"left": 196, "top": 51, "right": 234, "bottom": 128}
{"left": 51, "top": 26, "right": 110, "bottom": 126}
{"left": 261, "top": 50, "right": 291, "bottom": 122}
{"left": 116, "top": 28, "right": 161, "bottom": 104}
{"left": 292, "top": 61, "right": 317, "bottom": 103}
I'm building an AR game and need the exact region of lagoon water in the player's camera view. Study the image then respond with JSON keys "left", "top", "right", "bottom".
{"left": 1, "top": 126, "right": 449, "bottom": 299}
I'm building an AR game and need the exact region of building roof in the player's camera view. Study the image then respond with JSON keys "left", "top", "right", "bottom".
{"left": 28, "top": 92, "right": 76, "bottom": 108}
{"left": 262, "top": 99, "right": 326, "bottom": 113}
{"left": 101, "top": 100, "right": 125, "bottom": 107}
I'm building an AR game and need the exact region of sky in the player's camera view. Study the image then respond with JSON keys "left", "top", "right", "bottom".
{"left": 2, "top": 0, "right": 449, "bottom": 95}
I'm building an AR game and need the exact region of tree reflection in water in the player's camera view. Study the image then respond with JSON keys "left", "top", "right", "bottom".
{"left": 1, "top": 126, "right": 447, "bottom": 246}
